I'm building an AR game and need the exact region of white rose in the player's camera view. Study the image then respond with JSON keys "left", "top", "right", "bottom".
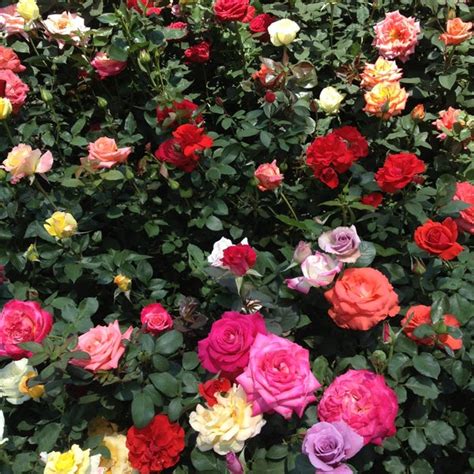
{"left": 317, "top": 86, "right": 345, "bottom": 114}
{"left": 0, "top": 410, "right": 8, "bottom": 446}
{"left": 268, "top": 19, "right": 300, "bottom": 47}
{"left": 0, "top": 358, "right": 35, "bottom": 405}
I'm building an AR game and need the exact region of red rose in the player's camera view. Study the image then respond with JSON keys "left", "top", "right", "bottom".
{"left": 198, "top": 377, "right": 232, "bottom": 406}
{"left": 333, "top": 126, "right": 369, "bottom": 159}
{"left": 184, "top": 41, "right": 210, "bottom": 63}
{"left": 375, "top": 153, "right": 426, "bottom": 193}
{"left": 361, "top": 192, "right": 383, "bottom": 208}
{"left": 126, "top": 414, "right": 185, "bottom": 474}
{"left": 127, "top": 0, "right": 161, "bottom": 16}
{"left": 249, "top": 13, "right": 276, "bottom": 41}
{"left": 316, "top": 167, "right": 339, "bottom": 189}
{"left": 156, "top": 99, "right": 203, "bottom": 129}
{"left": 307, "top": 133, "right": 355, "bottom": 175}
{"left": 414, "top": 217, "right": 463, "bottom": 260}
{"left": 264, "top": 91, "right": 276, "bottom": 103}
{"left": 222, "top": 244, "right": 257, "bottom": 276}
{"left": 214, "top": 0, "right": 255, "bottom": 22}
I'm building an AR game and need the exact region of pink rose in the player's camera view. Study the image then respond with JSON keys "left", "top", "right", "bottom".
{"left": 91, "top": 52, "right": 127, "bottom": 80}
{"left": 71, "top": 320, "right": 133, "bottom": 372}
{"left": 141, "top": 303, "right": 173, "bottom": 336}
{"left": 82, "top": 137, "right": 132, "bottom": 170}
{"left": 432, "top": 107, "right": 461, "bottom": 140}
{"left": 318, "top": 369, "right": 398, "bottom": 445}
{"left": 237, "top": 333, "right": 321, "bottom": 419}
{"left": 373, "top": 10, "right": 420, "bottom": 62}
{"left": 0, "top": 45, "right": 25, "bottom": 72}
{"left": 0, "top": 69, "right": 28, "bottom": 113}
{"left": 254, "top": 160, "right": 284, "bottom": 191}
{"left": 198, "top": 311, "right": 267, "bottom": 379}
{"left": 0, "top": 300, "right": 53, "bottom": 359}
{"left": 0, "top": 5, "right": 26, "bottom": 38}
{"left": 453, "top": 181, "right": 474, "bottom": 234}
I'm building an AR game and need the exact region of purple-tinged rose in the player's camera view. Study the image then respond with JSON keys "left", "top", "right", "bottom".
{"left": 226, "top": 453, "right": 244, "bottom": 474}
{"left": 302, "top": 421, "right": 363, "bottom": 473}
{"left": 286, "top": 252, "right": 342, "bottom": 294}
{"left": 318, "top": 226, "right": 361, "bottom": 263}
{"left": 293, "top": 241, "right": 312, "bottom": 264}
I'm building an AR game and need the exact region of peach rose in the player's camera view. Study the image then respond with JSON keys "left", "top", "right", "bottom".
{"left": 91, "top": 52, "right": 127, "bottom": 80}
{"left": 360, "top": 57, "right": 403, "bottom": 90}
{"left": 363, "top": 81, "right": 408, "bottom": 120}
{"left": 0, "top": 46, "right": 25, "bottom": 72}
{"left": 43, "top": 11, "right": 90, "bottom": 49}
{"left": 324, "top": 268, "right": 400, "bottom": 330}
{"left": 453, "top": 181, "right": 474, "bottom": 234}
{"left": 82, "top": 137, "right": 132, "bottom": 170}
{"left": 70, "top": 321, "right": 133, "bottom": 372}
{"left": 440, "top": 18, "right": 472, "bottom": 46}
{"left": 432, "top": 107, "right": 461, "bottom": 140}
{"left": 254, "top": 160, "right": 283, "bottom": 191}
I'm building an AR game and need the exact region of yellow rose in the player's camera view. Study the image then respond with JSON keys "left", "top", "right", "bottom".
{"left": 16, "top": 0, "right": 40, "bottom": 21}
{"left": 41, "top": 444, "right": 102, "bottom": 474}
{"left": 101, "top": 433, "right": 135, "bottom": 474}
{"left": 268, "top": 19, "right": 300, "bottom": 47}
{"left": 0, "top": 358, "right": 42, "bottom": 404}
{"left": 317, "top": 86, "right": 344, "bottom": 115}
{"left": 18, "top": 371, "right": 45, "bottom": 399}
{"left": 114, "top": 274, "right": 131, "bottom": 292}
{"left": 363, "top": 80, "right": 408, "bottom": 120}
{"left": 44, "top": 211, "right": 78, "bottom": 239}
{"left": 0, "top": 98, "right": 13, "bottom": 120}
{"left": 189, "top": 385, "right": 265, "bottom": 455}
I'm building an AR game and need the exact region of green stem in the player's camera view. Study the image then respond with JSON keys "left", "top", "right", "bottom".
{"left": 33, "top": 179, "right": 56, "bottom": 209}
{"left": 280, "top": 190, "right": 298, "bottom": 220}
{"left": 2, "top": 121, "right": 14, "bottom": 145}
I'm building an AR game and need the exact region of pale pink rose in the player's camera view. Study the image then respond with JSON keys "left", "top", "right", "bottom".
{"left": 1, "top": 144, "right": 53, "bottom": 184}
{"left": 82, "top": 137, "right": 132, "bottom": 169}
{"left": 140, "top": 303, "right": 173, "bottom": 336}
{"left": 43, "top": 12, "right": 90, "bottom": 49}
{"left": 292, "top": 241, "right": 312, "bottom": 264}
{"left": 236, "top": 333, "right": 321, "bottom": 419}
{"left": 0, "top": 45, "right": 25, "bottom": 72}
{"left": 432, "top": 107, "right": 461, "bottom": 140}
{"left": 254, "top": 160, "right": 283, "bottom": 191}
{"left": 91, "top": 52, "right": 127, "bottom": 80}
{"left": 0, "top": 5, "right": 26, "bottom": 38}
{"left": 373, "top": 11, "right": 420, "bottom": 62}
{"left": 453, "top": 181, "right": 474, "bottom": 234}
{"left": 71, "top": 321, "right": 133, "bottom": 372}
{"left": 0, "top": 69, "right": 29, "bottom": 113}
{"left": 360, "top": 57, "right": 403, "bottom": 89}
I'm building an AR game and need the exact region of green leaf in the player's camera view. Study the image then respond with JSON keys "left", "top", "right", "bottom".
{"left": 183, "top": 351, "right": 200, "bottom": 370}
{"left": 353, "top": 241, "right": 376, "bottom": 267}
{"left": 205, "top": 215, "right": 223, "bottom": 231}
{"left": 154, "top": 330, "right": 183, "bottom": 355}
{"left": 439, "top": 73, "right": 457, "bottom": 90}
{"left": 388, "top": 353, "right": 410, "bottom": 380}
{"left": 383, "top": 456, "right": 405, "bottom": 474}
{"left": 102, "top": 170, "right": 124, "bottom": 181}
{"left": 410, "top": 459, "right": 433, "bottom": 474}
{"left": 408, "top": 428, "right": 427, "bottom": 454}
{"left": 405, "top": 375, "right": 439, "bottom": 399}
{"left": 149, "top": 372, "right": 179, "bottom": 397}
{"left": 435, "top": 174, "right": 457, "bottom": 206}
{"left": 191, "top": 448, "right": 224, "bottom": 472}
{"left": 413, "top": 353, "right": 440, "bottom": 378}
{"left": 131, "top": 391, "right": 155, "bottom": 428}
{"left": 424, "top": 421, "right": 455, "bottom": 445}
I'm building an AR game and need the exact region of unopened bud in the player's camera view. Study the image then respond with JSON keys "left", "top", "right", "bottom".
{"left": 370, "top": 350, "right": 387, "bottom": 371}
{"left": 412, "top": 258, "right": 426, "bottom": 275}
{"left": 97, "top": 96, "right": 108, "bottom": 109}
{"left": 411, "top": 104, "right": 425, "bottom": 121}
{"left": 139, "top": 50, "right": 151, "bottom": 65}
{"left": 293, "top": 241, "right": 312, "bottom": 264}
{"left": 169, "top": 179, "right": 180, "bottom": 190}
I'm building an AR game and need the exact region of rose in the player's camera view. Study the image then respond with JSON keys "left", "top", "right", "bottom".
{"left": 156, "top": 99, "right": 203, "bottom": 129}
{"left": 453, "top": 181, "right": 474, "bottom": 234}
{"left": 411, "top": 104, "right": 425, "bottom": 121}
{"left": 213, "top": 0, "right": 255, "bottom": 23}
{"left": 222, "top": 244, "right": 257, "bottom": 276}
{"left": 264, "top": 90, "right": 276, "bottom": 103}
{"left": 249, "top": 13, "right": 275, "bottom": 41}
{"left": 114, "top": 274, "right": 131, "bottom": 292}
{"left": 100, "top": 433, "right": 133, "bottom": 473}
{"left": 0, "top": 98, "right": 12, "bottom": 120}
{"left": 41, "top": 445, "right": 102, "bottom": 474}
{"left": 373, "top": 10, "right": 420, "bottom": 62}
{"left": 184, "top": 41, "right": 210, "bottom": 63}
{"left": 432, "top": 107, "right": 461, "bottom": 140}
{"left": 0, "top": 300, "right": 53, "bottom": 359}
{"left": 440, "top": 18, "right": 472, "bottom": 46}
{"left": 44, "top": 211, "right": 78, "bottom": 239}
{"left": 363, "top": 81, "right": 408, "bottom": 120}
{"left": 0, "top": 6, "right": 26, "bottom": 38}
{"left": 268, "top": 19, "right": 300, "bottom": 46}
{"left": 292, "top": 241, "right": 312, "bottom": 264}
{"left": 414, "top": 218, "right": 463, "bottom": 261}
{"left": 0, "top": 358, "right": 42, "bottom": 405}
{"left": 361, "top": 192, "right": 383, "bottom": 208}
{"left": 126, "top": 414, "right": 185, "bottom": 473}
{"left": 43, "top": 12, "right": 90, "bottom": 49}
{"left": 0, "top": 46, "right": 25, "bottom": 72}
{"left": 318, "top": 225, "right": 361, "bottom": 263}
{"left": 198, "top": 377, "right": 232, "bottom": 406}
{"left": 226, "top": 453, "right": 244, "bottom": 474}
{"left": 83, "top": 137, "right": 132, "bottom": 170}
{"left": 16, "top": 0, "right": 39, "bottom": 21}
{"left": 318, "top": 167, "right": 340, "bottom": 189}
{"left": 360, "top": 57, "right": 403, "bottom": 90}
{"left": 91, "top": 52, "right": 127, "bottom": 80}
{"left": 333, "top": 126, "right": 369, "bottom": 159}
{"left": 286, "top": 252, "right": 342, "bottom": 294}
{"left": 317, "top": 87, "right": 344, "bottom": 115}
{"left": 140, "top": 303, "right": 173, "bottom": 335}
{"left": 197, "top": 311, "right": 267, "bottom": 378}
{"left": 254, "top": 160, "right": 283, "bottom": 191}
{"left": 207, "top": 237, "right": 248, "bottom": 267}
{"left": 1, "top": 144, "right": 53, "bottom": 184}
{"left": 70, "top": 321, "right": 133, "bottom": 372}
{"left": 252, "top": 63, "right": 285, "bottom": 89}
{"left": 302, "top": 421, "right": 364, "bottom": 473}
{"left": 375, "top": 153, "right": 426, "bottom": 193}
{"left": 324, "top": 268, "right": 400, "bottom": 330}
{"left": 0, "top": 69, "right": 29, "bottom": 114}
{"left": 127, "top": 0, "right": 162, "bottom": 16}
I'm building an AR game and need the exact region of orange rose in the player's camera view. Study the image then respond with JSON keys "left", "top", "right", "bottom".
{"left": 363, "top": 81, "right": 408, "bottom": 120}
{"left": 411, "top": 104, "right": 425, "bottom": 121}
{"left": 440, "top": 18, "right": 472, "bottom": 46}
{"left": 324, "top": 268, "right": 400, "bottom": 330}
{"left": 401, "top": 305, "right": 462, "bottom": 351}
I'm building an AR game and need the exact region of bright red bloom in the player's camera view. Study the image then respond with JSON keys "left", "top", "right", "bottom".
{"left": 198, "top": 377, "right": 232, "bottom": 406}
{"left": 214, "top": 0, "right": 255, "bottom": 23}
{"left": 361, "top": 192, "right": 383, "bottom": 208}
{"left": 184, "top": 41, "right": 210, "bottom": 63}
{"left": 249, "top": 13, "right": 276, "bottom": 41}
{"left": 316, "top": 167, "right": 339, "bottom": 189}
{"left": 333, "top": 126, "right": 369, "bottom": 159}
{"left": 126, "top": 414, "right": 185, "bottom": 474}
{"left": 126, "top": 0, "right": 162, "bottom": 16}
{"left": 375, "top": 153, "right": 426, "bottom": 193}
{"left": 156, "top": 99, "right": 203, "bottom": 129}
{"left": 264, "top": 91, "right": 276, "bottom": 103}
{"left": 222, "top": 244, "right": 257, "bottom": 276}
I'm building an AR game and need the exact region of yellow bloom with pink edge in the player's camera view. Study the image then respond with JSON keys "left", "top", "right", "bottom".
{"left": 44, "top": 211, "right": 78, "bottom": 239}
{"left": 360, "top": 57, "right": 403, "bottom": 90}
{"left": 363, "top": 81, "right": 408, "bottom": 120}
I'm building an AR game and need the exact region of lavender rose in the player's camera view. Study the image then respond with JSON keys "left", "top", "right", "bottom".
{"left": 302, "top": 421, "right": 363, "bottom": 473}
{"left": 318, "top": 226, "right": 361, "bottom": 263}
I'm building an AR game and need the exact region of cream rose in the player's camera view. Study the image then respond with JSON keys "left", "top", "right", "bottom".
{"left": 268, "top": 19, "right": 300, "bottom": 46}
{"left": 43, "top": 12, "right": 90, "bottom": 49}
{"left": 41, "top": 445, "right": 103, "bottom": 474}
{"left": 0, "top": 358, "right": 42, "bottom": 405}
{"left": 317, "top": 87, "right": 344, "bottom": 115}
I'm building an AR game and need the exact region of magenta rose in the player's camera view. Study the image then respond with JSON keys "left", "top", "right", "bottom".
{"left": 236, "top": 333, "right": 321, "bottom": 419}
{"left": 318, "top": 369, "right": 398, "bottom": 445}
{"left": 141, "top": 303, "right": 173, "bottom": 336}
{"left": 197, "top": 311, "right": 267, "bottom": 379}
{"left": 91, "top": 52, "right": 127, "bottom": 79}
{"left": 0, "top": 300, "right": 53, "bottom": 359}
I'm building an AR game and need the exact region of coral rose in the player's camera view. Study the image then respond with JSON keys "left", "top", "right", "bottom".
{"left": 375, "top": 153, "right": 426, "bottom": 193}
{"left": 360, "top": 57, "right": 403, "bottom": 90}
{"left": 0, "top": 300, "right": 53, "bottom": 359}
{"left": 213, "top": 0, "right": 255, "bottom": 23}
{"left": 453, "top": 181, "right": 474, "bottom": 234}
{"left": 70, "top": 320, "right": 133, "bottom": 372}
{"left": 440, "top": 18, "right": 472, "bottom": 46}
{"left": 0, "top": 45, "right": 25, "bottom": 72}
{"left": 414, "top": 218, "right": 463, "bottom": 261}
{"left": 433, "top": 107, "right": 461, "bottom": 140}
{"left": 373, "top": 10, "right": 420, "bottom": 62}
{"left": 140, "top": 303, "right": 173, "bottom": 336}
{"left": 197, "top": 311, "right": 267, "bottom": 379}
{"left": 324, "top": 268, "right": 400, "bottom": 330}
{"left": 363, "top": 81, "right": 408, "bottom": 120}
{"left": 254, "top": 160, "right": 283, "bottom": 191}
{"left": 91, "top": 52, "right": 127, "bottom": 79}
{"left": 0, "top": 69, "right": 29, "bottom": 114}
{"left": 198, "top": 377, "right": 232, "bottom": 406}
{"left": 83, "top": 137, "right": 132, "bottom": 170}
{"left": 318, "top": 369, "right": 398, "bottom": 445}
{"left": 237, "top": 333, "right": 321, "bottom": 419}
{"left": 126, "top": 414, "right": 184, "bottom": 473}
{"left": 222, "top": 244, "right": 257, "bottom": 276}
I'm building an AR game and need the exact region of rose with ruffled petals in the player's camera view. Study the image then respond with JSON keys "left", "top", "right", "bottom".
{"left": 360, "top": 57, "right": 403, "bottom": 90}
{"left": 214, "top": 0, "right": 255, "bottom": 23}
{"left": 363, "top": 81, "right": 408, "bottom": 120}
{"left": 0, "top": 5, "right": 26, "bottom": 38}
{"left": 440, "top": 18, "right": 472, "bottom": 46}
{"left": 43, "top": 12, "right": 90, "bottom": 49}
{"left": 0, "top": 69, "right": 29, "bottom": 113}
{"left": 375, "top": 153, "right": 426, "bottom": 193}
{"left": 453, "top": 181, "right": 474, "bottom": 234}
{"left": 0, "top": 46, "right": 25, "bottom": 72}
{"left": 432, "top": 107, "right": 461, "bottom": 140}
{"left": 83, "top": 137, "right": 132, "bottom": 170}
{"left": 254, "top": 160, "right": 283, "bottom": 191}
{"left": 91, "top": 52, "right": 127, "bottom": 79}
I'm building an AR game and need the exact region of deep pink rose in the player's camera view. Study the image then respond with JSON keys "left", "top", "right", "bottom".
{"left": 141, "top": 303, "right": 173, "bottom": 336}
{"left": 91, "top": 52, "right": 127, "bottom": 79}
{"left": 318, "top": 369, "right": 398, "bottom": 445}
{"left": 70, "top": 320, "right": 133, "bottom": 372}
{"left": 454, "top": 181, "right": 474, "bottom": 234}
{"left": 197, "top": 311, "right": 267, "bottom": 379}
{"left": 0, "top": 300, "right": 53, "bottom": 359}
{"left": 0, "top": 69, "right": 28, "bottom": 113}
{"left": 237, "top": 333, "right": 321, "bottom": 419}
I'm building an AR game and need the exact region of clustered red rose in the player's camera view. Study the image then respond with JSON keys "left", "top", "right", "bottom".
{"left": 0, "top": 45, "right": 25, "bottom": 72}
{"left": 222, "top": 243, "right": 257, "bottom": 276}
{"left": 198, "top": 377, "right": 232, "bottom": 406}
{"left": 184, "top": 41, "right": 210, "bottom": 63}
{"left": 249, "top": 13, "right": 276, "bottom": 41}
{"left": 213, "top": 0, "right": 255, "bottom": 23}
{"left": 0, "top": 68, "right": 29, "bottom": 113}
{"left": 375, "top": 153, "right": 426, "bottom": 193}
{"left": 156, "top": 98, "right": 203, "bottom": 129}
{"left": 126, "top": 0, "right": 162, "bottom": 16}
